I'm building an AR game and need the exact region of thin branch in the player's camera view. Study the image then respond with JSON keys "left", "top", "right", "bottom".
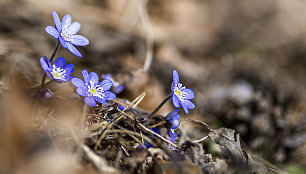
{"left": 182, "top": 119, "right": 211, "bottom": 130}
{"left": 137, "top": 122, "right": 178, "bottom": 149}
{"left": 131, "top": 92, "right": 146, "bottom": 109}
{"left": 193, "top": 135, "right": 208, "bottom": 143}
{"left": 94, "top": 114, "right": 124, "bottom": 151}
{"left": 108, "top": 129, "right": 156, "bottom": 148}
{"left": 150, "top": 121, "right": 166, "bottom": 128}
{"left": 82, "top": 145, "right": 118, "bottom": 174}
{"left": 135, "top": 0, "right": 154, "bottom": 73}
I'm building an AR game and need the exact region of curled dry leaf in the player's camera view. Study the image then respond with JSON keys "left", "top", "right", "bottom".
{"left": 208, "top": 128, "right": 268, "bottom": 173}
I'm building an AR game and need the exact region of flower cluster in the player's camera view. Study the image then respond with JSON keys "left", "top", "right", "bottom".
{"left": 148, "top": 70, "right": 195, "bottom": 146}
{"left": 145, "top": 70, "right": 195, "bottom": 146}
{"left": 39, "top": 10, "right": 196, "bottom": 150}
{"left": 39, "top": 10, "right": 116, "bottom": 107}
{"left": 139, "top": 70, "right": 195, "bottom": 148}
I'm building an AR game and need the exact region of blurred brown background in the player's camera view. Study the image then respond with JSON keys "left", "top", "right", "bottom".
{"left": 0, "top": 0, "right": 306, "bottom": 173}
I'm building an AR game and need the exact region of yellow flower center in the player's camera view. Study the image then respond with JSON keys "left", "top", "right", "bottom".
{"left": 90, "top": 88, "right": 97, "bottom": 94}
{"left": 60, "top": 32, "right": 65, "bottom": 38}
{"left": 175, "top": 90, "right": 181, "bottom": 96}
{"left": 51, "top": 65, "right": 66, "bottom": 81}
{"left": 60, "top": 28, "right": 72, "bottom": 42}
{"left": 173, "top": 83, "right": 187, "bottom": 101}
{"left": 54, "top": 72, "right": 59, "bottom": 78}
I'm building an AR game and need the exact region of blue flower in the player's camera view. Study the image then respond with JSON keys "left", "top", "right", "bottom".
{"left": 45, "top": 11, "right": 89, "bottom": 57}
{"left": 36, "top": 88, "right": 53, "bottom": 102}
{"left": 116, "top": 99, "right": 130, "bottom": 111}
{"left": 166, "top": 109, "right": 180, "bottom": 129}
{"left": 118, "top": 104, "right": 125, "bottom": 111}
{"left": 40, "top": 56, "right": 74, "bottom": 82}
{"left": 168, "top": 129, "right": 178, "bottom": 143}
{"left": 102, "top": 74, "right": 125, "bottom": 94}
{"left": 71, "top": 70, "right": 116, "bottom": 107}
{"left": 171, "top": 70, "right": 195, "bottom": 114}
{"left": 138, "top": 127, "right": 159, "bottom": 149}
{"left": 165, "top": 110, "right": 180, "bottom": 143}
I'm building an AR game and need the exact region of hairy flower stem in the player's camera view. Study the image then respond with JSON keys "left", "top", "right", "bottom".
{"left": 40, "top": 41, "right": 60, "bottom": 88}
{"left": 148, "top": 93, "right": 172, "bottom": 119}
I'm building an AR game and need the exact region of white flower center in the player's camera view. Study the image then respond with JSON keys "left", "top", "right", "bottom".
{"left": 86, "top": 80, "right": 104, "bottom": 98}
{"left": 51, "top": 65, "right": 66, "bottom": 80}
{"left": 60, "top": 27, "right": 73, "bottom": 42}
{"left": 173, "top": 83, "right": 187, "bottom": 101}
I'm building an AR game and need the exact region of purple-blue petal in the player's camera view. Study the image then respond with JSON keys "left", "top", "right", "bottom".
{"left": 102, "top": 91, "right": 116, "bottom": 100}
{"left": 172, "top": 114, "right": 180, "bottom": 121}
{"left": 46, "top": 71, "right": 54, "bottom": 80}
{"left": 172, "top": 70, "right": 180, "bottom": 85}
{"left": 40, "top": 56, "right": 54, "bottom": 80}
{"left": 182, "top": 88, "right": 194, "bottom": 100}
{"left": 113, "top": 85, "right": 125, "bottom": 94}
{"left": 152, "top": 127, "right": 159, "bottom": 134}
{"left": 171, "top": 119, "right": 180, "bottom": 129}
{"left": 40, "top": 57, "right": 51, "bottom": 72}
{"left": 59, "top": 37, "right": 68, "bottom": 48}
{"left": 63, "top": 63, "right": 74, "bottom": 76}
{"left": 36, "top": 88, "right": 53, "bottom": 101}
{"left": 52, "top": 11, "right": 61, "bottom": 31}
{"left": 66, "top": 43, "right": 82, "bottom": 57}
{"left": 71, "top": 78, "right": 86, "bottom": 89}
{"left": 81, "top": 70, "right": 89, "bottom": 83}
{"left": 61, "top": 14, "right": 72, "bottom": 29}
{"left": 64, "top": 76, "right": 73, "bottom": 82}
{"left": 100, "top": 79, "right": 113, "bottom": 91}
{"left": 53, "top": 57, "right": 66, "bottom": 68}
{"left": 84, "top": 96, "right": 96, "bottom": 107}
{"left": 70, "top": 35, "right": 89, "bottom": 46}
{"left": 54, "top": 79, "right": 65, "bottom": 83}
{"left": 94, "top": 97, "right": 107, "bottom": 106}
{"left": 76, "top": 87, "right": 88, "bottom": 97}
{"left": 180, "top": 101, "right": 189, "bottom": 114}
{"left": 45, "top": 26, "right": 59, "bottom": 38}
{"left": 102, "top": 74, "right": 112, "bottom": 80}
{"left": 67, "top": 22, "right": 81, "bottom": 35}
{"left": 172, "top": 95, "right": 180, "bottom": 108}
{"left": 45, "top": 56, "right": 52, "bottom": 68}
{"left": 166, "top": 109, "right": 180, "bottom": 121}
{"left": 118, "top": 104, "right": 125, "bottom": 111}
{"left": 89, "top": 72, "right": 99, "bottom": 85}
{"left": 169, "top": 130, "right": 177, "bottom": 143}
{"left": 183, "top": 100, "right": 195, "bottom": 109}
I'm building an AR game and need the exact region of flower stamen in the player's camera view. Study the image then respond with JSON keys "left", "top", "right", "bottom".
{"left": 51, "top": 65, "right": 66, "bottom": 81}
{"left": 60, "top": 28, "right": 72, "bottom": 42}
{"left": 86, "top": 81, "right": 105, "bottom": 98}
{"left": 173, "top": 83, "right": 187, "bottom": 101}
